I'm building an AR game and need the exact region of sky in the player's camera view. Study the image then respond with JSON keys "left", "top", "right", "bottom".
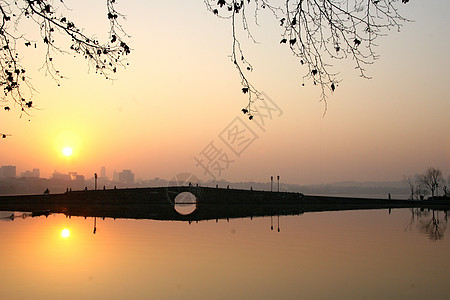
{"left": 1, "top": 0, "right": 449, "bottom": 185}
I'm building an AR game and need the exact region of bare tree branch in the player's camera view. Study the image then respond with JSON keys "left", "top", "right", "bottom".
{"left": 417, "top": 167, "right": 445, "bottom": 199}
{"left": 1, "top": 0, "right": 130, "bottom": 135}
{"left": 205, "top": 0, "right": 410, "bottom": 117}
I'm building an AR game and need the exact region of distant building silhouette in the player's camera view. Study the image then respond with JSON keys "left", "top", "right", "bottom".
{"left": 73, "top": 174, "right": 85, "bottom": 186}
{"left": 98, "top": 166, "right": 109, "bottom": 188}
{"left": 51, "top": 171, "right": 85, "bottom": 190}
{"left": 118, "top": 170, "right": 134, "bottom": 185}
{"left": 20, "top": 168, "right": 40, "bottom": 178}
{"left": 0, "top": 165, "right": 16, "bottom": 178}
{"left": 100, "top": 166, "right": 107, "bottom": 179}
{"left": 113, "top": 171, "right": 119, "bottom": 182}
{"left": 52, "top": 171, "right": 71, "bottom": 181}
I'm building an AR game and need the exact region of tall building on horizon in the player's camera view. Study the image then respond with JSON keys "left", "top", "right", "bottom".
{"left": 0, "top": 165, "right": 16, "bottom": 178}
{"left": 100, "top": 166, "right": 107, "bottom": 179}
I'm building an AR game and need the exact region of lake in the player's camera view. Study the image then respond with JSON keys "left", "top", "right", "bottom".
{"left": 0, "top": 208, "right": 448, "bottom": 299}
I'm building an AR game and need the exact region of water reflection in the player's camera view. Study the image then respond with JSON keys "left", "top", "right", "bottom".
{"left": 173, "top": 192, "right": 197, "bottom": 215}
{"left": 0, "top": 210, "right": 51, "bottom": 221}
{"left": 269, "top": 215, "right": 281, "bottom": 232}
{"left": 406, "top": 208, "right": 448, "bottom": 241}
{"left": 2, "top": 207, "right": 448, "bottom": 241}
{"left": 1, "top": 208, "right": 450, "bottom": 299}
{"left": 83, "top": 208, "right": 446, "bottom": 240}
{"left": 0, "top": 211, "right": 17, "bottom": 221}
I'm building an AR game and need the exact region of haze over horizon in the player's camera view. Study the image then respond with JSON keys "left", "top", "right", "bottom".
{"left": 1, "top": 0, "right": 449, "bottom": 186}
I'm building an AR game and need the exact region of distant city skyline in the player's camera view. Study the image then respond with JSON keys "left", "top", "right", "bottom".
{"left": 1, "top": 163, "right": 448, "bottom": 188}
{"left": 0, "top": 164, "right": 137, "bottom": 183}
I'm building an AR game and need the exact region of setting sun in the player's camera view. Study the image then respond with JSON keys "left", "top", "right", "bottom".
{"left": 61, "top": 228, "right": 70, "bottom": 238}
{"left": 62, "top": 147, "right": 73, "bottom": 157}
{"left": 54, "top": 131, "right": 82, "bottom": 161}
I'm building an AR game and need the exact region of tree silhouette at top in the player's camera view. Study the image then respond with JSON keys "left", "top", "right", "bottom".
{"left": 205, "top": 0, "right": 411, "bottom": 118}
{"left": 1, "top": 1, "right": 412, "bottom": 135}
{"left": 0, "top": 0, "right": 130, "bottom": 127}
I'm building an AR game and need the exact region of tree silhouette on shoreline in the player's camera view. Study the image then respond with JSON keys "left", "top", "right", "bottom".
{"left": 418, "top": 167, "right": 445, "bottom": 199}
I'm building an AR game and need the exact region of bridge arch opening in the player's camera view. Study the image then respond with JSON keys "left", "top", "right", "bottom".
{"left": 174, "top": 192, "right": 197, "bottom": 215}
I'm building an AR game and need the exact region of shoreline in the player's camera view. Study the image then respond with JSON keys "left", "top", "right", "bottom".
{"left": 0, "top": 186, "right": 448, "bottom": 221}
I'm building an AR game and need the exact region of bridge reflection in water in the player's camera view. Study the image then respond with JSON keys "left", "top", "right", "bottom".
{"left": 0, "top": 186, "right": 448, "bottom": 222}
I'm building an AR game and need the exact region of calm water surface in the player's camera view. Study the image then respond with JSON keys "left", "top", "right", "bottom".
{"left": 0, "top": 209, "right": 449, "bottom": 299}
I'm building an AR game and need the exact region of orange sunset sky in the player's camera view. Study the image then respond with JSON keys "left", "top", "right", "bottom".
{"left": 1, "top": 0, "right": 449, "bottom": 185}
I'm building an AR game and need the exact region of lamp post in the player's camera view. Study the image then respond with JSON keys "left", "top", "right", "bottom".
{"left": 270, "top": 176, "right": 273, "bottom": 192}
{"left": 94, "top": 173, "right": 98, "bottom": 190}
{"left": 277, "top": 175, "right": 280, "bottom": 192}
